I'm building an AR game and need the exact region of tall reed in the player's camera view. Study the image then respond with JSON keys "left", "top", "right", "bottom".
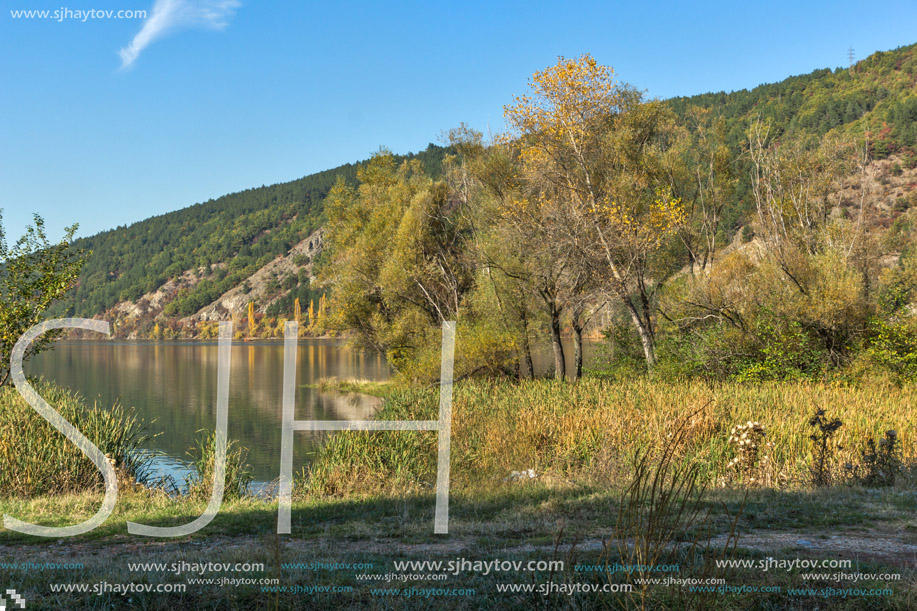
{"left": 186, "top": 429, "right": 254, "bottom": 499}
{"left": 0, "top": 379, "right": 152, "bottom": 497}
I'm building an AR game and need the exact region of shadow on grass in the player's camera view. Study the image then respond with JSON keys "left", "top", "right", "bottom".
{"left": 0, "top": 485, "right": 613, "bottom": 545}
{"left": 1, "top": 482, "right": 913, "bottom": 548}
{"left": 1, "top": 484, "right": 914, "bottom": 610}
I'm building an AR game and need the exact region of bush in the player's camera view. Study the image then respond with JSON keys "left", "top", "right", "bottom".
{"left": 866, "top": 318, "right": 917, "bottom": 381}
{"left": 735, "top": 318, "right": 827, "bottom": 382}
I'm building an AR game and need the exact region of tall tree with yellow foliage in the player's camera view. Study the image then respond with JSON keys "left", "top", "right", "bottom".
{"left": 503, "top": 54, "right": 684, "bottom": 370}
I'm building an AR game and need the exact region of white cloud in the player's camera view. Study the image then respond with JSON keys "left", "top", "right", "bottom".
{"left": 119, "top": 0, "right": 240, "bottom": 69}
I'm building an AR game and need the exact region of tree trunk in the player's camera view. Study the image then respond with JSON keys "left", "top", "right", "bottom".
{"left": 520, "top": 308, "right": 535, "bottom": 380}
{"left": 572, "top": 321, "right": 583, "bottom": 380}
{"left": 549, "top": 305, "right": 566, "bottom": 381}
{"left": 634, "top": 317, "right": 657, "bottom": 370}
{"left": 621, "top": 297, "right": 656, "bottom": 371}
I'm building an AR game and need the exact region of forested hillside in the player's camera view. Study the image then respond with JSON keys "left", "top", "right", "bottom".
{"left": 53, "top": 43, "right": 917, "bottom": 344}
{"left": 666, "top": 41, "right": 917, "bottom": 235}
{"left": 49, "top": 145, "right": 451, "bottom": 337}
{"left": 669, "top": 43, "right": 917, "bottom": 151}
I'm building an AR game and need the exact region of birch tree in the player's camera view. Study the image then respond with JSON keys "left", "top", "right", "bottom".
{"left": 503, "top": 55, "right": 684, "bottom": 370}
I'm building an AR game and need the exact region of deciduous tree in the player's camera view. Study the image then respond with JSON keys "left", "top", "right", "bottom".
{"left": 503, "top": 54, "right": 685, "bottom": 371}
{"left": 0, "top": 213, "right": 86, "bottom": 386}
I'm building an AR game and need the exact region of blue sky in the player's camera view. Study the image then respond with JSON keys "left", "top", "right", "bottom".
{"left": 2, "top": 0, "right": 916, "bottom": 240}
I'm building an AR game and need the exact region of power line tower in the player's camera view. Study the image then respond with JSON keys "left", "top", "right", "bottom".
{"left": 848, "top": 46, "right": 856, "bottom": 73}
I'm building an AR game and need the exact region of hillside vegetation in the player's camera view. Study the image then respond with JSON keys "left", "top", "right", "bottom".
{"left": 310, "top": 47, "right": 917, "bottom": 388}
{"left": 49, "top": 43, "right": 917, "bottom": 353}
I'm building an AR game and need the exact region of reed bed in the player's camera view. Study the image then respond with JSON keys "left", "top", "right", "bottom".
{"left": 186, "top": 429, "right": 254, "bottom": 499}
{"left": 303, "top": 378, "right": 917, "bottom": 496}
{"left": 0, "top": 379, "right": 152, "bottom": 497}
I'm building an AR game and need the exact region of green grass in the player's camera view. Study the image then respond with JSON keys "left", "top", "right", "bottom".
{"left": 3, "top": 377, "right": 916, "bottom": 608}
{"left": 306, "top": 376, "right": 394, "bottom": 398}
{"left": 1, "top": 484, "right": 914, "bottom": 609}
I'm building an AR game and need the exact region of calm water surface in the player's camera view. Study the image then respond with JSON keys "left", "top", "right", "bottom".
{"left": 27, "top": 340, "right": 391, "bottom": 488}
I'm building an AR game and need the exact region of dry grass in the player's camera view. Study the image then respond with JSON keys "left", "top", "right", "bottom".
{"left": 303, "top": 378, "right": 917, "bottom": 496}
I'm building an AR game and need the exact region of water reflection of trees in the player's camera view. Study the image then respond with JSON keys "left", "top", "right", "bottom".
{"left": 28, "top": 341, "right": 389, "bottom": 481}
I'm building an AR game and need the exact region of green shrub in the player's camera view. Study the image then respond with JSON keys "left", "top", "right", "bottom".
{"left": 735, "top": 318, "right": 827, "bottom": 382}
{"left": 865, "top": 318, "right": 917, "bottom": 381}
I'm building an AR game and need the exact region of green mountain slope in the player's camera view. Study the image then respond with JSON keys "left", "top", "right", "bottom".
{"left": 669, "top": 42, "right": 917, "bottom": 155}
{"left": 666, "top": 42, "right": 917, "bottom": 237}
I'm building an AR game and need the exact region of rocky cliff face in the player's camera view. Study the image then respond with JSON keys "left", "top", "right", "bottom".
{"left": 98, "top": 229, "right": 324, "bottom": 339}
{"left": 186, "top": 229, "right": 323, "bottom": 322}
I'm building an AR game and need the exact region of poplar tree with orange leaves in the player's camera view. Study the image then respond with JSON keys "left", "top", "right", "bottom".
{"left": 503, "top": 54, "right": 684, "bottom": 370}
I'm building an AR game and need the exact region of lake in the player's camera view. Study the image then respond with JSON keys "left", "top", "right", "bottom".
{"left": 26, "top": 340, "right": 391, "bottom": 490}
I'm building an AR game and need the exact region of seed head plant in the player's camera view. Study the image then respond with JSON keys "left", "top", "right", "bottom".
{"left": 726, "top": 421, "right": 772, "bottom": 486}
{"left": 808, "top": 409, "right": 843, "bottom": 487}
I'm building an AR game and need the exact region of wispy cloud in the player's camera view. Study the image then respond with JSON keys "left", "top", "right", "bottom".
{"left": 118, "top": 0, "right": 240, "bottom": 69}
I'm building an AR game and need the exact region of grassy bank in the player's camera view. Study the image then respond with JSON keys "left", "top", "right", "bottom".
{"left": 1, "top": 482, "right": 914, "bottom": 609}
{"left": 2, "top": 378, "right": 915, "bottom": 609}
{"left": 306, "top": 376, "right": 394, "bottom": 398}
